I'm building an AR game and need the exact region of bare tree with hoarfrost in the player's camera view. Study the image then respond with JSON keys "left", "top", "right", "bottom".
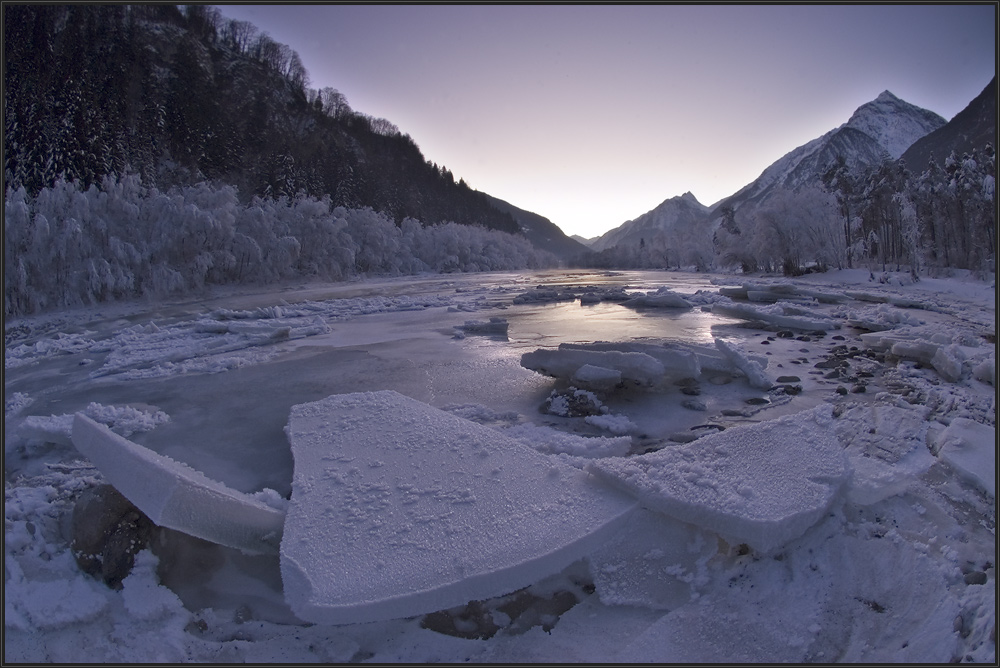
{"left": 4, "top": 177, "right": 555, "bottom": 316}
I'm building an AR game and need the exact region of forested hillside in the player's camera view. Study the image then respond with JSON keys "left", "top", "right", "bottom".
{"left": 3, "top": 5, "right": 568, "bottom": 315}
{"left": 3, "top": 4, "right": 518, "bottom": 232}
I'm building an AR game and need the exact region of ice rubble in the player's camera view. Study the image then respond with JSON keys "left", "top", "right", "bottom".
{"left": 9, "top": 402, "right": 170, "bottom": 455}
{"left": 280, "top": 390, "right": 638, "bottom": 625}
{"left": 588, "top": 405, "right": 850, "bottom": 554}
{"left": 71, "top": 414, "right": 286, "bottom": 554}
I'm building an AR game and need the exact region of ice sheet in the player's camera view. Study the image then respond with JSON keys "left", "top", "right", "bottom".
{"left": 71, "top": 414, "right": 286, "bottom": 553}
{"left": 280, "top": 390, "right": 638, "bottom": 625}
{"left": 588, "top": 405, "right": 849, "bottom": 553}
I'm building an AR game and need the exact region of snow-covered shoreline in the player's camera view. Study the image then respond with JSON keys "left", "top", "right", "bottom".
{"left": 5, "top": 268, "right": 995, "bottom": 663}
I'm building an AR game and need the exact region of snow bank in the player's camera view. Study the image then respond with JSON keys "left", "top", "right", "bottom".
{"left": 618, "top": 532, "right": 959, "bottom": 663}
{"left": 587, "top": 508, "right": 717, "bottom": 610}
{"left": 281, "top": 390, "right": 637, "bottom": 625}
{"left": 71, "top": 414, "right": 286, "bottom": 553}
{"left": 588, "top": 406, "right": 849, "bottom": 554}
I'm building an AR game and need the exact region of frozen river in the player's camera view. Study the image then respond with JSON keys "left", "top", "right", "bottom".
{"left": 5, "top": 267, "right": 995, "bottom": 663}
{"left": 5, "top": 269, "right": 739, "bottom": 495}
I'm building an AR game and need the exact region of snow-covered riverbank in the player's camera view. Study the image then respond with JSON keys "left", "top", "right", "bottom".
{"left": 5, "top": 268, "right": 995, "bottom": 663}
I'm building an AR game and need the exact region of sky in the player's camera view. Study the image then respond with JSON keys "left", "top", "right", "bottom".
{"left": 215, "top": 4, "right": 995, "bottom": 239}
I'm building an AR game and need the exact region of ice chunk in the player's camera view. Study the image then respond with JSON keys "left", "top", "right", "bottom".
{"left": 560, "top": 342, "right": 701, "bottom": 381}
{"left": 930, "top": 344, "right": 964, "bottom": 382}
{"left": 622, "top": 291, "right": 692, "bottom": 309}
{"left": 571, "top": 364, "right": 622, "bottom": 391}
{"left": 281, "top": 390, "right": 637, "bottom": 625}
{"left": 712, "top": 302, "right": 838, "bottom": 331}
{"left": 714, "top": 338, "right": 773, "bottom": 390}
{"left": 890, "top": 339, "right": 939, "bottom": 364}
{"left": 456, "top": 317, "right": 509, "bottom": 336}
{"left": 71, "top": 414, "right": 286, "bottom": 554}
{"left": 588, "top": 406, "right": 849, "bottom": 554}
{"left": 521, "top": 346, "right": 665, "bottom": 387}
{"left": 933, "top": 417, "right": 995, "bottom": 497}
{"left": 972, "top": 354, "right": 995, "bottom": 386}
{"left": 585, "top": 413, "right": 637, "bottom": 435}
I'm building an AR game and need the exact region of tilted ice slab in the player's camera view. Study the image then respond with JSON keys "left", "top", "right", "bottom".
{"left": 281, "top": 390, "right": 638, "bottom": 625}
{"left": 714, "top": 338, "right": 773, "bottom": 390}
{"left": 588, "top": 405, "right": 849, "bottom": 554}
{"left": 71, "top": 414, "right": 286, "bottom": 554}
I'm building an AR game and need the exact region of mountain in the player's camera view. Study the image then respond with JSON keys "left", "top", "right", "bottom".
{"left": 901, "top": 77, "right": 997, "bottom": 173}
{"left": 589, "top": 192, "right": 710, "bottom": 251}
{"left": 485, "top": 195, "right": 593, "bottom": 261}
{"left": 717, "top": 91, "right": 946, "bottom": 212}
{"left": 589, "top": 90, "right": 948, "bottom": 254}
{"left": 570, "top": 234, "right": 597, "bottom": 247}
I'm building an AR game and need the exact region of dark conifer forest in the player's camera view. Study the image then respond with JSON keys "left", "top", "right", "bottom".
{"left": 3, "top": 5, "right": 518, "bottom": 231}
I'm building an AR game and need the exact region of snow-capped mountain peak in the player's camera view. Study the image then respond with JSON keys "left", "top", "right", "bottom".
{"left": 845, "top": 90, "right": 946, "bottom": 159}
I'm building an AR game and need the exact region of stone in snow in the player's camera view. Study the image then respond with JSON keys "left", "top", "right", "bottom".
{"left": 71, "top": 414, "right": 286, "bottom": 554}
{"left": 587, "top": 405, "right": 849, "bottom": 554}
{"left": 281, "top": 390, "right": 637, "bottom": 625}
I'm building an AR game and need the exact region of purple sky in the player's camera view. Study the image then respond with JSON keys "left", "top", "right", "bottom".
{"left": 216, "top": 4, "right": 995, "bottom": 239}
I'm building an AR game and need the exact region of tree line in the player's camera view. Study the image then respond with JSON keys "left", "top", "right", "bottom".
{"left": 579, "top": 145, "right": 995, "bottom": 279}
{"left": 4, "top": 175, "right": 555, "bottom": 316}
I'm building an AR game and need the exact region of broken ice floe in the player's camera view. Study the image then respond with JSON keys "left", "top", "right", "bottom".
{"left": 520, "top": 339, "right": 775, "bottom": 391}
{"left": 588, "top": 405, "right": 850, "bottom": 554}
{"left": 454, "top": 317, "right": 509, "bottom": 338}
{"left": 620, "top": 289, "right": 692, "bottom": 310}
{"left": 281, "top": 390, "right": 637, "bottom": 625}
{"left": 712, "top": 301, "right": 839, "bottom": 331}
{"left": 71, "top": 414, "right": 286, "bottom": 554}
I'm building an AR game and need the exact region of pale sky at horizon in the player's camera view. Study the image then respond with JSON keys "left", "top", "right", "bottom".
{"left": 216, "top": 4, "right": 995, "bottom": 239}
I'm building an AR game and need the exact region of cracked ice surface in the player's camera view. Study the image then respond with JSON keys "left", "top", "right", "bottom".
{"left": 588, "top": 405, "right": 850, "bottom": 554}
{"left": 281, "top": 390, "right": 638, "bottom": 625}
